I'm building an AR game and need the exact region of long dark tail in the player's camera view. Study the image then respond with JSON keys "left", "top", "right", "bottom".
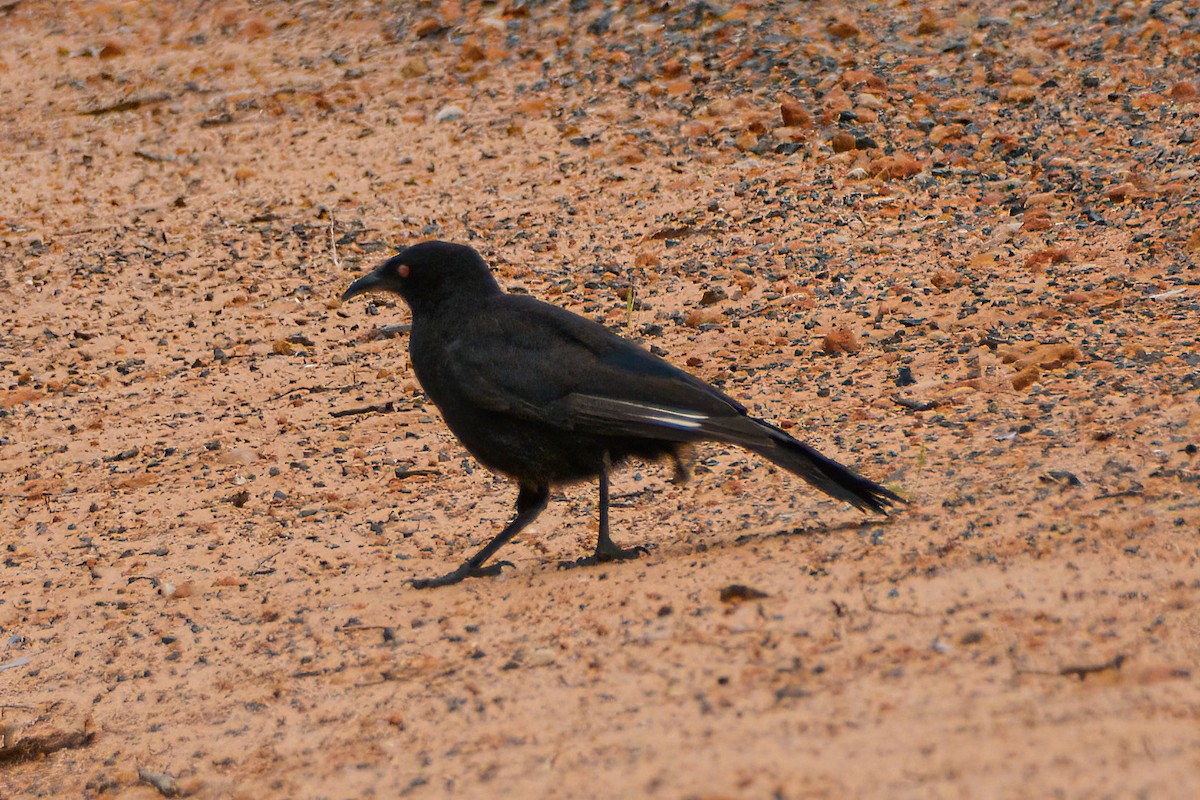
{"left": 559, "top": 394, "right": 905, "bottom": 513}
{"left": 700, "top": 417, "right": 905, "bottom": 514}
{"left": 745, "top": 433, "right": 904, "bottom": 514}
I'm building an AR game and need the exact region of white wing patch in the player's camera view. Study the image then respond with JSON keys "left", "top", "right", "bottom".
{"left": 643, "top": 410, "right": 706, "bottom": 429}
{"left": 589, "top": 398, "right": 711, "bottom": 430}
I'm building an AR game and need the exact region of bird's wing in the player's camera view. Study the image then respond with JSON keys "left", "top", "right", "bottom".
{"left": 439, "top": 294, "right": 752, "bottom": 440}
{"left": 556, "top": 392, "right": 771, "bottom": 446}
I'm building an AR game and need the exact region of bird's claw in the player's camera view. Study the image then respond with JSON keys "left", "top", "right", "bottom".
{"left": 597, "top": 543, "right": 650, "bottom": 562}
{"left": 410, "top": 560, "right": 514, "bottom": 589}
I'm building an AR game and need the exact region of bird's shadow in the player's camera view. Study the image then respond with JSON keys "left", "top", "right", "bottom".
{"left": 543, "top": 512, "right": 902, "bottom": 577}
{"left": 730, "top": 515, "right": 889, "bottom": 547}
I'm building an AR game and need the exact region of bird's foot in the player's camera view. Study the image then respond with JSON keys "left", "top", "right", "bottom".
{"left": 410, "top": 560, "right": 514, "bottom": 589}
{"left": 560, "top": 543, "right": 649, "bottom": 570}
{"left": 597, "top": 542, "right": 650, "bottom": 562}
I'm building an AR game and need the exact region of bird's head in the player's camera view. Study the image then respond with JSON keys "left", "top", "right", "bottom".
{"left": 340, "top": 241, "right": 501, "bottom": 316}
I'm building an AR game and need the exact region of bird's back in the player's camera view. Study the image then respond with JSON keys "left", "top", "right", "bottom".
{"left": 406, "top": 293, "right": 737, "bottom": 483}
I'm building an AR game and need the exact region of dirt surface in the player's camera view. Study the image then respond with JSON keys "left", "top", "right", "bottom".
{"left": 2, "top": 1, "right": 1199, "bottom": 797}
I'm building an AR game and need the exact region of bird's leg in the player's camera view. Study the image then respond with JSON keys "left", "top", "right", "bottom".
{"left": 669, "top": 445, "right": 694, "bottom": 485}
{"left": 592, "top": 452, "right": 648, "bottom": 563}
{"left": 411, "top": 483, "right": 549, "bottom": 589}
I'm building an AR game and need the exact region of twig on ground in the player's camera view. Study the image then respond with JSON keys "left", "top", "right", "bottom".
{"left": 1060, "top": 653, "right": 1126, "bottom": 680}
{"left": 893, "top": 395, "right": 939, "bottom": 412}
{"left": 331, "top": 401, "right": 396, "bottom": 418}
{"left": 268, "top": 385, "right": 336, "bottom": 402}
{"left": 249, "top": 550, "right": 283, "bottom": 577}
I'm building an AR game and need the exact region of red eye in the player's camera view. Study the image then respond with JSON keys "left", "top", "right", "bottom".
{"left": 398, "top": 263, "right": 411, "bottom": 278}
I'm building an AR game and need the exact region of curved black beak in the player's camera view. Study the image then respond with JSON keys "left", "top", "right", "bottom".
{"left": 341, "top": 269, "right": 385, "bottom": 303}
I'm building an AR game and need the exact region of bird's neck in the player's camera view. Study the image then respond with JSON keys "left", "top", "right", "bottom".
{"left": 407, "top": 281, "right": 503, "bottom": 325}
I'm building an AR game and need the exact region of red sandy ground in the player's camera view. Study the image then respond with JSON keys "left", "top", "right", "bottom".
{"left": 1, "top": 1, "right": 1198, "bottom": 797}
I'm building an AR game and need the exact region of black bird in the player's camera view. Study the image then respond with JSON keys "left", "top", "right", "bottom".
{"left": 341, "top": 241, "right": 904, "bottom": 588}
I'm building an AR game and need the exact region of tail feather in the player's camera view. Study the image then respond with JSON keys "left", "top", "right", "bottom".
{"left": 746, "top": 436, "right": 904, "bottom": 514}
{"left": 558, "top": 393, "right": 904, "bottom": 513}
{"left": 702, "top": 416, "right": 904, "bottom": 514}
